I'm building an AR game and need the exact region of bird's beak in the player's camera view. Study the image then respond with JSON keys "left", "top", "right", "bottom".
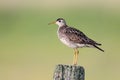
{"left": 48, "top": 21, "right": 56, "bottom": 25}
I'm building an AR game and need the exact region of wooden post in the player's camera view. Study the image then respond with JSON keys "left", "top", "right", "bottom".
{"left": 53, "top": 64, "right": 85, "bottom": 80}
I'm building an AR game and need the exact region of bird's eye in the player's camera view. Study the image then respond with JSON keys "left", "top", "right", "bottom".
{"left": 59, "top": 20, "right": 61, "bottom": 22}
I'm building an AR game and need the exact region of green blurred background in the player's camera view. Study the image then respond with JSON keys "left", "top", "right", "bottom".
{"left": 0, "top": 0, "right": 120, "bottom": 80}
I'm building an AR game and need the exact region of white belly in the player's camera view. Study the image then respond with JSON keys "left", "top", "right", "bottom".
{"left": 60, "top": 38, "right": 72, "bottom": 47}
{"left": 59, "top": 38, "right": 86, "bottom": 48}
{"left": 57, "top": 29, "right": 90, "bottom": 48}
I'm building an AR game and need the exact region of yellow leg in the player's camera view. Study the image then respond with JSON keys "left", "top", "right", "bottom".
{"left": 75, "top": 48, "right": 79, "bottom": 65}
{"left": 73, "top": 48, "right": 79, "bottom": 65}
{"left": 73, "top": 49, "right": 76, "bottom": 65}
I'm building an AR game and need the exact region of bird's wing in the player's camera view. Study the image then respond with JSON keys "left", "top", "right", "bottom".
{"left": 64, "top": 27, "right": 100, "bottom": 45}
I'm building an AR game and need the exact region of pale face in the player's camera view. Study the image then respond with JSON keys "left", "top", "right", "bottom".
{"left": 55, "top": 19, "right": 66, "bottom": 27}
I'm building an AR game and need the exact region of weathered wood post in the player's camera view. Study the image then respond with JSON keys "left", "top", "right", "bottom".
{"left": 53, "top": 64, "right": 85, "bottom": 80}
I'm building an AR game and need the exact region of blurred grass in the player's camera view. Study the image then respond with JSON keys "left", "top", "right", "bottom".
{"left": 0, "top": 7, "right": 120, "bottom": 80}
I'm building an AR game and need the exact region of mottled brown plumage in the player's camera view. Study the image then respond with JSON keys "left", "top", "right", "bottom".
{"left": 49, "top": 18, "right": 104, "bottom": 65}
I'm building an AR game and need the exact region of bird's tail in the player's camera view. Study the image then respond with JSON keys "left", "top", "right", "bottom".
{"left": 93, "top": 45, "right": 104, "bottom": 52}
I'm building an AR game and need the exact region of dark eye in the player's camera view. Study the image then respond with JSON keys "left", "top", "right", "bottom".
{"left": 59, "top": 20, "right": 61, "bottom": 22}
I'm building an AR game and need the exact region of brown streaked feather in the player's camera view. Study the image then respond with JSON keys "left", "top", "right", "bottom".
{"left": 64, "top": 26, "right": 101, "bottom": 45}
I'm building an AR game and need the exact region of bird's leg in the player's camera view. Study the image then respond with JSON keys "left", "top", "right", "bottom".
{"left": 73, "top": 49, "right": 76, "bottom": 65}
{"left": 74, "top": 48, "right": 79, "bottom": 65}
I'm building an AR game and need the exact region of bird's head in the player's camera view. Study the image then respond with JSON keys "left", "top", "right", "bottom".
{"left": 48, "top": 18, "right": 66, "bottom": 27}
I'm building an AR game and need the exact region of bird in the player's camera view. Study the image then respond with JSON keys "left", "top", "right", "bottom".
{"left": 48, "top": 18, "right": 104, "bottom": 65}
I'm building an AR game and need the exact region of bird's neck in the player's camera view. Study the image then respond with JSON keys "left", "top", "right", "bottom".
{"left": 58, "top": 25, "right": 68, "bottom": 33}
{"left": 58, "top": 24, "right": 67, "bottom": 28}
